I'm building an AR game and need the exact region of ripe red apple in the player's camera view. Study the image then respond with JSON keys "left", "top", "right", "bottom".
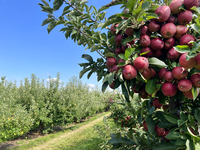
{"left": 133, "top": 56, "right": 149, "bottom": 72}
{"left": 112, "top": 65, "right": 119, "bottom": 73}
{"left": 167, "top": 48, "right": 180, "bottom": 60}
{"left": 174, "top": 25, "right": 188, "bottom": 39}
{"left": 141, "top": 68, "right": 151, "bottom": 80}
{"left": 169, "top": 0, "right": 184, "bottom": 14}
{"left": 153, "top": 49, "right": 162, "bottom": 57}
{"left": 158, "top": 68, "right": 168, "bottom": 80}
{"left": 115, "top": 47, "right": 123, "bottom": 54}
{"left": 122, "top": 65, "right": 137, "bottom": 80}
{"left": 160, "top": 23, "right": 177, "bottom": 38}
{"left": 164, "top": 71, "right": 174, "bottom": 82}
{"left": 172, "top": 66, "right": 188, "bottom": 79}
{"left": 162, "top": 82, "right": 177, "bottom": 96}
{"left": 196, "top": 53, "right": 200, "bottom": 66}
{"left": 109, "top": 81, "right": 115, "bottom": 89}
{"left": 150, "top": 38, "right": 164, "bottom": 50}
{"left": 140, "top": 26, "right": 149, "bottom": 36}
{"left": 114, "top": 34, "right": 123, "bottom": 46}
{"left": 155, "top": 125, "right": 166, "bottom": 136}
{"left": 143, "top": 121, "right": 148, "bottom": 131}
{"left": 184, "top": 0, "right": 199, "bottom": 10}
{"left": 106, "top": 57, "right": 117, "bottom": 68}
{"left": 148, "top": 21, "right": 160, "bottom": 33}
{"left": 166, "top": 15, "right": 176, "bottom": 23}
{"left": 110, "top": 24, "right": 119, "bottom": 35}
{"left": 179, "top": 53, "right": 197, "bottom": 69}
{"left": 190, "top": 73, "right": 200, "bottom": 88}
{"left": 164, "top": 37, "right": 175, "bottom": 50}
{"left": 122, "top": 43, "right": 131, "bottom": 52}
{"left": 140, "top": 35, "right": 151, "bottom": 48}
{"left": 180, "top": 34, "right": 196, "bottom": 48}
{"left": 178, "top": 79, "right": 192, "bottom": 91}
{"left": 139, "top": 88, "right": 149, "bottom": 99}
{"left": 183, "top": 88, "right": 199, "bottom": 99}
{"left": 177, "top": 10, "right": 193, "bottom": 25}
{"left": 125, "top": 27, "right": 134, "bottom": 37}
{"left": 127, "top": 115, "right": 131, "bottom": 120}
{"left": 152, "top": 98, "right": 163, "bottom": 109}
{"left": 155, "top": 5, "right": 171, "bottom": 22}
{"left": 150, "top": 67, "right": 156, "bottom": 78}
{"left": 140, "top": 47, "right": 153, "bottom": 58}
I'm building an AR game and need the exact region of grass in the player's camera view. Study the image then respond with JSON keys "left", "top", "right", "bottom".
{"left": 11, "top": 111, "right": 113, "bottom": 150}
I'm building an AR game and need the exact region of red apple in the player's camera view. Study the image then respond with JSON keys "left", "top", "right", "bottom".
{"left": 160, "top": 23, "right": 177, "bottom": 38}
{"left": 141, "top": 68, "right": 151, "bottom": 80}
{"left": 179, "top": 53, "right": 197, "bottom": 69}
{"left": 122, "top": 65, "right": 137, "bottom": 80}
{"left": 133, "top": 56, "right": 149, "bottom": 72}
{"left": 115, "top": 47, "right": 123, "bottom": 54}
{"left": 125, "top": 27, "right": 134, "bottom": 37}
{"left": 115, "top": 34, "right": 123, "bottom": 46}
{"left": 148, "top": 21, "right": 160, "bottom": 33}
{"left": 140, "top": 47, "right": 153, "bottom": 58}
{"left": 140, "top": 35, "right": 151, "bottom": 48}
{"left": 150, "top": 67, "right": 156, "bottom": 78}
{"left": 109, "top": 81, "right": 115, "bottom": 89}
{"left": 155, "top": 125, "right": 165, "bottom": 136}
{"left": 167, "top": 48, "right": 180, "bottom": 60}
{"left": 110, "top": 24, "right": 119, "bottom": 35}
{"left": 153, "top": 49, "right": 162, "bottom": 57}
{"left": 169, "top": 0, "right": 184, "bottom": 14}
{"left": 190, "top": 73, "right": 200, "bottom": 88}
{"left": 184, "top": 0, "right": 199, "bottom": 10}
{"left": 174, "top": 25, "right": 188, "bottom": 38}
{"left": 158, "top": 68, "right": 168, "bottom": 80}
{"left": 150, "top": 38, "right": 164, "bottom": 50}
{"left": 122, "top": 43, "right": 131, "bottom": 52}
{"left": 164, "top": 71, "right": 174, "bottom": 82}
{"left": 139, "top": 88, "right": 149, "bottom": 99}
{"left": 180, "top": 34, "right": 196, "bottom": 48}
{"left": 155, "top": 5, "right": 171, "bottom": 22}
{"left": 152, "top": 98, "right": 163, "bottom": 109}
{"left": 143, "top": 121, "right": 148, "bottom": 131}
{"left": 183, "top": 88, "right": 199, "bottom": 99}
{"left": 178, "top": 79, "right": 192, "bottom": 91}
{"left": 172, "top": 66, "right": 188, "bottom": 79}
{"left": 140, "top": 26, "right": 149, "bottom": 36}
{"left": 166, "top": 15, "right": 176, "bottom": 23}
{"left": 162, "top": 82, "right": 177, "bottom": 96}
{"left": 164, "top": 37, "right": 175, "bottom": 50}
{"left": 177, "top": 10, "right": 193, "bottom": 25}
{"left": 106, "top": 57, "right": 117, "bottom": 68}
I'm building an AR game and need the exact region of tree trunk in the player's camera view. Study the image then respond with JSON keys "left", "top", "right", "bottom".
{"left": 38, "top": 120, "right": 44, "bottom": 135}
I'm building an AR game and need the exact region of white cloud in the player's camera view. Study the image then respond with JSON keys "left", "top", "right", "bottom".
{"left": 88, "top": 84, "right": 95, "bottom": 88}
{"left": 46, "top": 78, "right": 62, "bottom": 82}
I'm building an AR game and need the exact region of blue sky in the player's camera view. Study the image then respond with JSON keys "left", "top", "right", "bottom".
{"left": 0, "top": 0, "right": 121, "bottom": 88}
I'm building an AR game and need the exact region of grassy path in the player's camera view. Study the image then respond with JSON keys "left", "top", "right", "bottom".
{"left": 12, "top": 112, "right": 111, "bottom": 150}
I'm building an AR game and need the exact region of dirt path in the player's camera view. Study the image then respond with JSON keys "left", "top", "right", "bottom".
{"left": 27, "top": 113, "right": 110, "bottom": 150}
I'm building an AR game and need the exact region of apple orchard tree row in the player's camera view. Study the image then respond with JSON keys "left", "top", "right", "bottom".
{"left": 39, "top": 0, "right": 200, "bottom": 149}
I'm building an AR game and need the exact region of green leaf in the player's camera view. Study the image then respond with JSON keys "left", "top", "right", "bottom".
{"left": 101, "top": 17, "right": 122, "bottom": 29}
{"left": 127, "top": 0, "right": 139, "bottom": 11}
{"left": 191, "top": 6, "right": 200, "bottom": 14}
{"left": 121, "top": 36, "right": 135, "bottom": 45}
{"left": 145, "top": 78, "right": 157, "bottom": 94}
{"left": 41, "top": 18, "right": 54, "bottom": 26}
{"left": 148, "top": 57, "right": 167, "bottom": 68}
{"left": 105, "top": 52, "right": 115, "bottom": 58}
{"left": 165, "top": 131, "right": 181, "bottom": 140}
{"left": 102, "top": 81, "right": 108, "bottom": 93}
{"left": 81, "top": 54, "right": 93, "bottom": 63}
{"left": 79, "top": 67, "right": 91, "bottom": 78}
{"left": 118, "top": 53, "right": 126, "bottom": 60}
{"left": 47, "top": 21, "right": 57, "bottom": 34}
{"left": 53, "top": 0, "right": 63, "bottom": 10}
{"left": 191, "top": 87, "right": 198, "bottom": 100}
{"left": 152, "top": 143, "right": 179, "bottom": 150}
{"left": 191, "top": 24, "right": 200, "bottom": 34}
{"left": 121, "top": 81, "right": 129, "bottom": 99}
{"left": 190, "top": 42, "right": 200, "bottom": 53}
{"left": 41, "top": 5, "right": 53, "bottom": 14}
{"left": 186, "top": 139, "right": 195, "bottom": 150}
{"left": 194, "top": 108, "right": 200, "bottom": 122}
{"left": 163, "top": 114, "right": 178, "bottom": 124}
{"left": 175, "top": 138, "right": 186, "bottom": 146}
{"left": 174, "top": 45, "right": 191, "bottom": 53}
{"left": 145, "top": 115, "right": 155, "bottom": 135}
{"left": 125, "top": 48, "right": 134, "bottom": 60}
{"left": 146, "top": 13, "right": 158, "bottom": 20}
{"left": 108, "top": 72, "right": 115, "bottom": 85}
{"left": 117, "top": 62, "right": 126, "bottom": 67}
{"left": 62, "top": 6, "right": 71, "bottom": 16}
{"left": 41, "top": 0, "right": 49, "bottom": 6}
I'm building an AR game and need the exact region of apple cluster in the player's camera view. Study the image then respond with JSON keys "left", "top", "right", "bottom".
{"left": 106, "top": 0, "right": 200, "bottom": 101}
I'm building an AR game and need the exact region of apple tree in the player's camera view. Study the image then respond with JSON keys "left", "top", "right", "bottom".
{"left": 39, "top": 0, "right": 200, "bottom": 149}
